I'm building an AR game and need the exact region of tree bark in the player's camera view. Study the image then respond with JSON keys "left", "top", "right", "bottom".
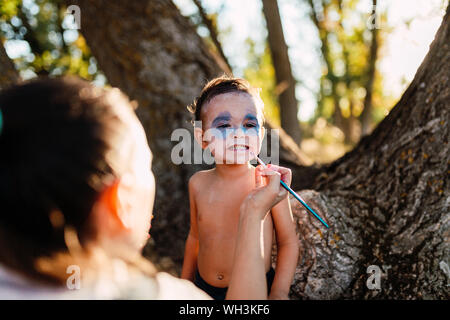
{"left": 0, "top": 42, "right": 21, "bottom": 90}
{"left": 66, "top": 0, "right": 308, "bottom": 267}
{"left": 262, "top": 0, "right": 302, "bottom": 145}
{"left": 289, "top": 4, "right": 449, "bottom": 299}
{"left": 360, "top": 0, "right": 379, "bottom": 137}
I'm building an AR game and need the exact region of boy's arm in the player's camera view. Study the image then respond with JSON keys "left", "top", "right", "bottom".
{"left": 269, "top": 196, "right": 299, "bottom": 300}
{"left": 181, "top": 176, "right": 200, "bottom": 281}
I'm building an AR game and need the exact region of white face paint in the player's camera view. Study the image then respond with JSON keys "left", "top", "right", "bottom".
{"left": 201, "top": 92, "right": 265, "bottom": 164}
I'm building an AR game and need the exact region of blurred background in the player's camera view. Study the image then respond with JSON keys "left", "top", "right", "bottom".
{"left": 1, "top": 0, "right": 447, "bottom": 163}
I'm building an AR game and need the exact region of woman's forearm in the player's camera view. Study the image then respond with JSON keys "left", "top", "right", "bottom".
{"left": 226, "top": 212, "right": 267, "bottom": 300}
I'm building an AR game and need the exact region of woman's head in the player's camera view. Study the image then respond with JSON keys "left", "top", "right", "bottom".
{"left": 0, "top": 77, "right": 155, "bottom": 283}
{"left": 188, "top": 76, "right": 266, "bottom": 164}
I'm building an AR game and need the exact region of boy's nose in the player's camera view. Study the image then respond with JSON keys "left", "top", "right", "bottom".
{"left": 232, "top": 126, "right": 245, "bottom": 138}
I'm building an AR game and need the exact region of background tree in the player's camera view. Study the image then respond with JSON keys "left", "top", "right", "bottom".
{"left": 0, "top": 40, "right": 20, "bottom": 88}
{"left": 262, "top": 0, "right": 302, "bottom": 145}
{"left": 0, "top": 0, "right": 21, "bottom": 87}
{"left": 0, "top": 38, "right": 21, "bottom": 90}
{"left": 191, "top": 0, "right": 232, "bottom": 74}
{"left": 244, "top": 39, "right": 280, "bottom": 126}
{"left": 0, "top": 0, "right": 103, "bottom": 81}
{"left": 306, "top": 0, "right": 389, "bottom": 145}
{"left": 360, "top": 0, "right": 379, "bottom": 136}
{"left": 289, "top": 4, "right": 449, "bottom": 298}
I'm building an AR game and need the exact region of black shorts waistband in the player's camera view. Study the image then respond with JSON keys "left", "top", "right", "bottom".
{"left": 193, "top": 267, "right": 276, "bottom": 300}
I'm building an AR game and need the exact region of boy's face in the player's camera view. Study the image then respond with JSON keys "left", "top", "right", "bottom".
{"left": 198, "top": 92, "right": 265, "bottom": 164}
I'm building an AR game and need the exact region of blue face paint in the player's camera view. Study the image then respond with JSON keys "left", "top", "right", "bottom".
{"left": 211, "top": 112, "right": 232, "bottom": 139}
{"left": 211, "top": 112, "right": 232, "bottom": 127}
{"left": 242, "top": 113, "right": 260, "bottom": 135}
{"left": 210, "top": 112, "right": 260, "bottom": 139}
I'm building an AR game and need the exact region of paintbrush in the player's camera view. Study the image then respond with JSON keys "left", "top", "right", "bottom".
{"left": 253, "top": 154, "right": 330, "bottom": 229}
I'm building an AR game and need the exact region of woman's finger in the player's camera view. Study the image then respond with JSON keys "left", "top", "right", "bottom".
{"left": 260, "top": 167, "right": 289, "bottom": 201}
{"left": 266, "top": 164, "right": 292, "bottom": 186}
{"left": 264, "top": 169, "right": 281, "bottom": 191}
{"left": 255, "top": 165, "right": 263, "bottom": 188}
{"left": 265, "top": 171, "right": 289, "bottom": 205}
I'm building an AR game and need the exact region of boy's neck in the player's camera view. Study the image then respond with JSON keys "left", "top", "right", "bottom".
{"left": 214, "top": 162, "right": 253, "bottom": 180}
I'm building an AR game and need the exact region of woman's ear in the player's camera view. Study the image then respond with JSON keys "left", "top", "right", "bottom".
{"left": 92, "top": 179, "right": 130, "bottom": 235}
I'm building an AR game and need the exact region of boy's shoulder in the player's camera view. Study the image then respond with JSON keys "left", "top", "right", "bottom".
{"left": 188, "top": 168, "right": 216, "bottom": 191}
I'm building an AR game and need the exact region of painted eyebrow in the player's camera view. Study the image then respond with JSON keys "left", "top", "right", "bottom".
{"left": 243, "top": 114, "right": 258, "bottom": 122}
{"left": 211, "top": 112, "right": 231, "bottom": 126}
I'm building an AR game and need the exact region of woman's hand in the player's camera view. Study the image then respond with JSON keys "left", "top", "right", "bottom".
{"left": 240, "top": 164, "right": 292, "bottom": 220}
{"left": 256, "top": 164, "right": 292, "bottom": 188}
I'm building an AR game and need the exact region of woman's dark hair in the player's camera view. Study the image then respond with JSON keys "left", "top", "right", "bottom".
{"left": 0, "top": 76, "right": 139, "bottom": 284}
{"left": 187, "top": 75, "right": 264, "bottom": 125}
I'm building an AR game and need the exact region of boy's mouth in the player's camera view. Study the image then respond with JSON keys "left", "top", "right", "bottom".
{"left": 228, "top": 144, "right": 250, "bottom": 151}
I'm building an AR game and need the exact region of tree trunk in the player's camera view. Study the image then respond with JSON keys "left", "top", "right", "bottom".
{"left": 360, "top": 0, "right": 379, "bottom": 137}
{"left": 336, "top": 0, "right": 359, "bottom": 145}
{"left": 66, "top": 0, "right": 308, "bottom": 267}
{"left": 307, "top": 0, "right": 353, "bottom": 144}
{"left": 0, "top": 42, "right": 21, "bottom": 90}
{"left": 192, "top": 0, "right": 232, "bottom": 74}
{"left": 262, "top": 0, "right": 302, "bottom": 145}
{"left": 289, "top": 4, "right": 449, "bottom": 299}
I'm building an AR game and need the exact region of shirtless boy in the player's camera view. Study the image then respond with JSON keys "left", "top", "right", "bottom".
{"left": 181, "top": 76, "right": 299, "bottom": 300}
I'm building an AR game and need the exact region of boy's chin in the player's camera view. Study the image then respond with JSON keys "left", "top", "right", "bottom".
{"left": 214, "top": 153, "right": 256, "bottom": 164}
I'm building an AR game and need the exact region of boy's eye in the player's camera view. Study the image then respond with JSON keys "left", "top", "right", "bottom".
{"left": 217, "top": 124, "right": 230, "bottom": 128}
{"left": 244, "top": 123, "right": 257, "bottom": 128}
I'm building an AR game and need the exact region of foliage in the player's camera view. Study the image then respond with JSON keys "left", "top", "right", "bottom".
{"left": 243, "top": 38, "right": 281, "bottom": 126}
{"left": 0, "top": 0, "right": 104, "bottom": 83}
{"left": 308, "top": 0, "right": 395, "bottom": 138}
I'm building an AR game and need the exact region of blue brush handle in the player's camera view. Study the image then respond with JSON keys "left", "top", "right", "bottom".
{"left": 279, "top": 180, "right": 330, "bottom": 229}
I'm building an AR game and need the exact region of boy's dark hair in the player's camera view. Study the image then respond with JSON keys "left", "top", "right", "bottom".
{"left": 0, "top": 76, "right": 138, "bottom": 284}
{"left": 188, "top": 75, "right": 264, "bottom": 125}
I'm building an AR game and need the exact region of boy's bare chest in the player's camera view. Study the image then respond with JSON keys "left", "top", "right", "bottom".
{"left": 195, "top": 182, "right": 254, "bottom": 232}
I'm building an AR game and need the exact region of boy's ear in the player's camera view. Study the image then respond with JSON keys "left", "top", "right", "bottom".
{"left": 260, "top": 126, "right": 266, "bottom": 139}
{"left": 259, "top": 125, "right": 266, "bottom": 144}
{"left": 194, "top": 127, "right": 207, "bottom": 149}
